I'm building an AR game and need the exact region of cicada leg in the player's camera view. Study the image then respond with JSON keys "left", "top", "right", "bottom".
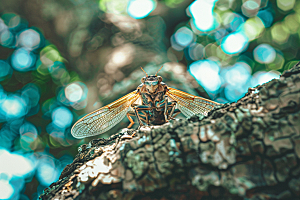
{"left": 164, "top": 95, "right": 168, "bottom": 122}
{"left": 126, "top": 112, "right": 136, "bottom": 129}
{"left": 123, "top": 111, "right": 140, "bottom": 139}
{"left": 167, "top": 101, "right": 181, "bottom": 120}
{"left": 133, "top": 105, "right": 151, "bottom": 127}
{"left": 123, "top": 105, "right": 151, "bottom": 139}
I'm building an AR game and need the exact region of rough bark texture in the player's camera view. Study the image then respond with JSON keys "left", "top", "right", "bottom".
{"left": 40, "top": 62, "right": 300, "bottom": 200}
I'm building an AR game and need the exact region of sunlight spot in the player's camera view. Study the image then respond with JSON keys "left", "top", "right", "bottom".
{"left": 221, "top": 32, "right": 248, "bottom": 54}
{"left": 65, "top": 82, "right": 83, "bottom": 102}
{"left": 189, "top": 60, "right": 221, "bottom": 92}
{"left": 127, "top": 0, "right": 156, "bottom": 19}
{"left": 0, "top": 180, "right": 13, "bottom": 199}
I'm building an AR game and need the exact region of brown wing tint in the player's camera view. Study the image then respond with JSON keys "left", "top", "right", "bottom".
{"left": 71, "top": 90, "right": 140, "bottom": 139}
{"left": 166, "top": 87, "right": 220, "bottom": 118}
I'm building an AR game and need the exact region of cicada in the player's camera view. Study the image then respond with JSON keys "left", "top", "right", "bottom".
{"left": 71, "top": 66, "right": 220, "bottom": 139}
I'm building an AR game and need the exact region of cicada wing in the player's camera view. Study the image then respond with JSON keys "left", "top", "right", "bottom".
{"left": 166, "top": 87, "right": 220, "bottom": 118}
{"left": 71, "top": 90, "right": 141, "bottom": 139}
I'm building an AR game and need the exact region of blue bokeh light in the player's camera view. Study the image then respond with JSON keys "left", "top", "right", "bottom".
{"left": 51, "top": 107, "right": 73, "bottom": 129}
{"left": 0, "top": 29, "right": 14, "bottom": 47}
{"left": 251, "top": 71, "right": 280, "bottom": 87}
{"left": 170, "top": 35, "right": 183, "bottom": 51}
{"left": 0, "top": 85, "right": 5, "bottom": 101}
{"left": 127, "top": 0, "right": 156, "bottom": 19}
{"left": 21, "top": 83, "right": 40, "bottom": 107}
{"left": 47, "top": 122, "right": 74, "bottom": 146}
{"left": 174, "top": 27, "right": 194, "bottom": 47}
{"left": 56, "top": 82, "right": 88, "bottom": 110}
{"left": 11, "top": 48, "right": 36, "bottom": 72}
{"left": 0, "top": 127, "right": 17, "bottom": 149}
{"left": 0, "top": 60, "right": 12, "bottom": 81}
{"left": 48, "top": 61, "right": 66, "bottom": 79}
{"left": 244, "top": 0, "right": 259, "bottom": 10}
{"left": 257, "top": 9, "right": 273, "bottom": 28}
{"left": 17, "top": 29, "right": 41, "bottom": 50}
{"left": 0, "top": 18, "right": 7, "bottom": 31}
{"left": 0, "top": 95, "right": 27, "bottom": 120}
{"left": 57, "top": 88, "right": 69, "bottom": 106}
{"left": 65, "top": 82, "right": 87, "bottom": 103}
{"left": 2, "top": 13, "right": 25, "bottom": 31}
{"left": 188, "top": 43, "right": 205, "bottom": 60}
{"left": 228, "top": 13, "right": 245, "bottom": 32}
{"left": 221, "top": 31, "right": 249, "bottom": 54}
{"left": 222, "top": 62, "right": 252, "bottom": 102}
{"left": 189, "top": 60, "right": 221, "bottom": 93}
{"left": 242, "top": 0, "right": 260, "bottom": 17}
{"left": 223, "top": 62, "right": 251, "bottom": 87}
{"left": 19, "top": 122, "right": 38, "bottom": 136}
{"left": 49, "top": 128, "right": 65, "bottom": 140}
{"left": 189, "top": 0, "right": 218, "bottom": 32}
{"left": 253, "top": 44, "right": 276, "bottom": 64}
{"left": 36, "top": 156, "right": 59, "bottom": 186}
{"left": 225, "top": 84, "right": 249, "bottom": 102}
{"left": 19, "top": 122, "right": 38, "bottom": 147}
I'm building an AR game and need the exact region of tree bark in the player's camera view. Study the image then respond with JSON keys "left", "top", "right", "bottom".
{"left": 40, "top": 62, "right": 300, "bottom": 200}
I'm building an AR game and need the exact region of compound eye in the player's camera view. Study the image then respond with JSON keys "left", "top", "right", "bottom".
{"left": 141, "top": 77, "right": 145, "bottom": 83}
{"left": 145, "top": 82, "right": 150, "bottom": 86}
{"left": 157, "top": 76, "right": 162, "bottom": 82}
{"left": 152, "top": 81, "right": 158, "bottom": 86}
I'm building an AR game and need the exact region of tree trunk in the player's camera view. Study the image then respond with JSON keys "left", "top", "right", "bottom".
{"left": 39, "top": 62, "right": 300, "bottom": 200}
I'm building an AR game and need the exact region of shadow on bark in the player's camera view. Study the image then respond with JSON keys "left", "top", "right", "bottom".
{"left": 40, "top": 62, "right": 300, "bottom": 200}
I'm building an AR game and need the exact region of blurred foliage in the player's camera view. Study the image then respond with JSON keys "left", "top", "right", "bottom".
{"left": 0, "top": 0, "right": 299, "bottom": 199}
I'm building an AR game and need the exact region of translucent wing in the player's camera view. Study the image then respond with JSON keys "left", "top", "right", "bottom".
{"left": 71, "top": 90, "right": 140, "bottom": 139}
{"left": 166, "top": 87, "right": 220, "bottom": 118}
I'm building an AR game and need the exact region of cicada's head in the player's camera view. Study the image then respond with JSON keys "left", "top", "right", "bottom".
{"left": 141, "top": 75, "right": 162, "bottom": 93}
{"left": 140, "top": 66, "right": 164, "bottom": 93}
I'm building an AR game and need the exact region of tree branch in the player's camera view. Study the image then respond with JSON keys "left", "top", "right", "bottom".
{"left": 40, "top": 62, "right": 300, "bottom": 200}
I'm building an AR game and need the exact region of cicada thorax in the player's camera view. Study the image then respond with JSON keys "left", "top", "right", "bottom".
{"left": 137, "top": 84, "right": 168, "bottom": 125}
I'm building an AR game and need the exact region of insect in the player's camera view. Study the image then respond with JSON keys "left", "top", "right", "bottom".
{"left": 71, "top": 66, "right": 220, "bottom": 139}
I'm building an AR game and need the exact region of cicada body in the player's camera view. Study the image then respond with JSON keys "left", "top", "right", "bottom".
{"left": 71, "top": 66, "right": 220, "bottom": 139}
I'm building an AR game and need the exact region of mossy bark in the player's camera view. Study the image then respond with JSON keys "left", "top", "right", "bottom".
{"left": 40, "top": 62, "right": 300, "bottom": 200}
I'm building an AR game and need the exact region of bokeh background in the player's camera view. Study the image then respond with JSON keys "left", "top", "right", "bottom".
{"left": 0, "top": 0, "right": 299, "bottom": 199}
